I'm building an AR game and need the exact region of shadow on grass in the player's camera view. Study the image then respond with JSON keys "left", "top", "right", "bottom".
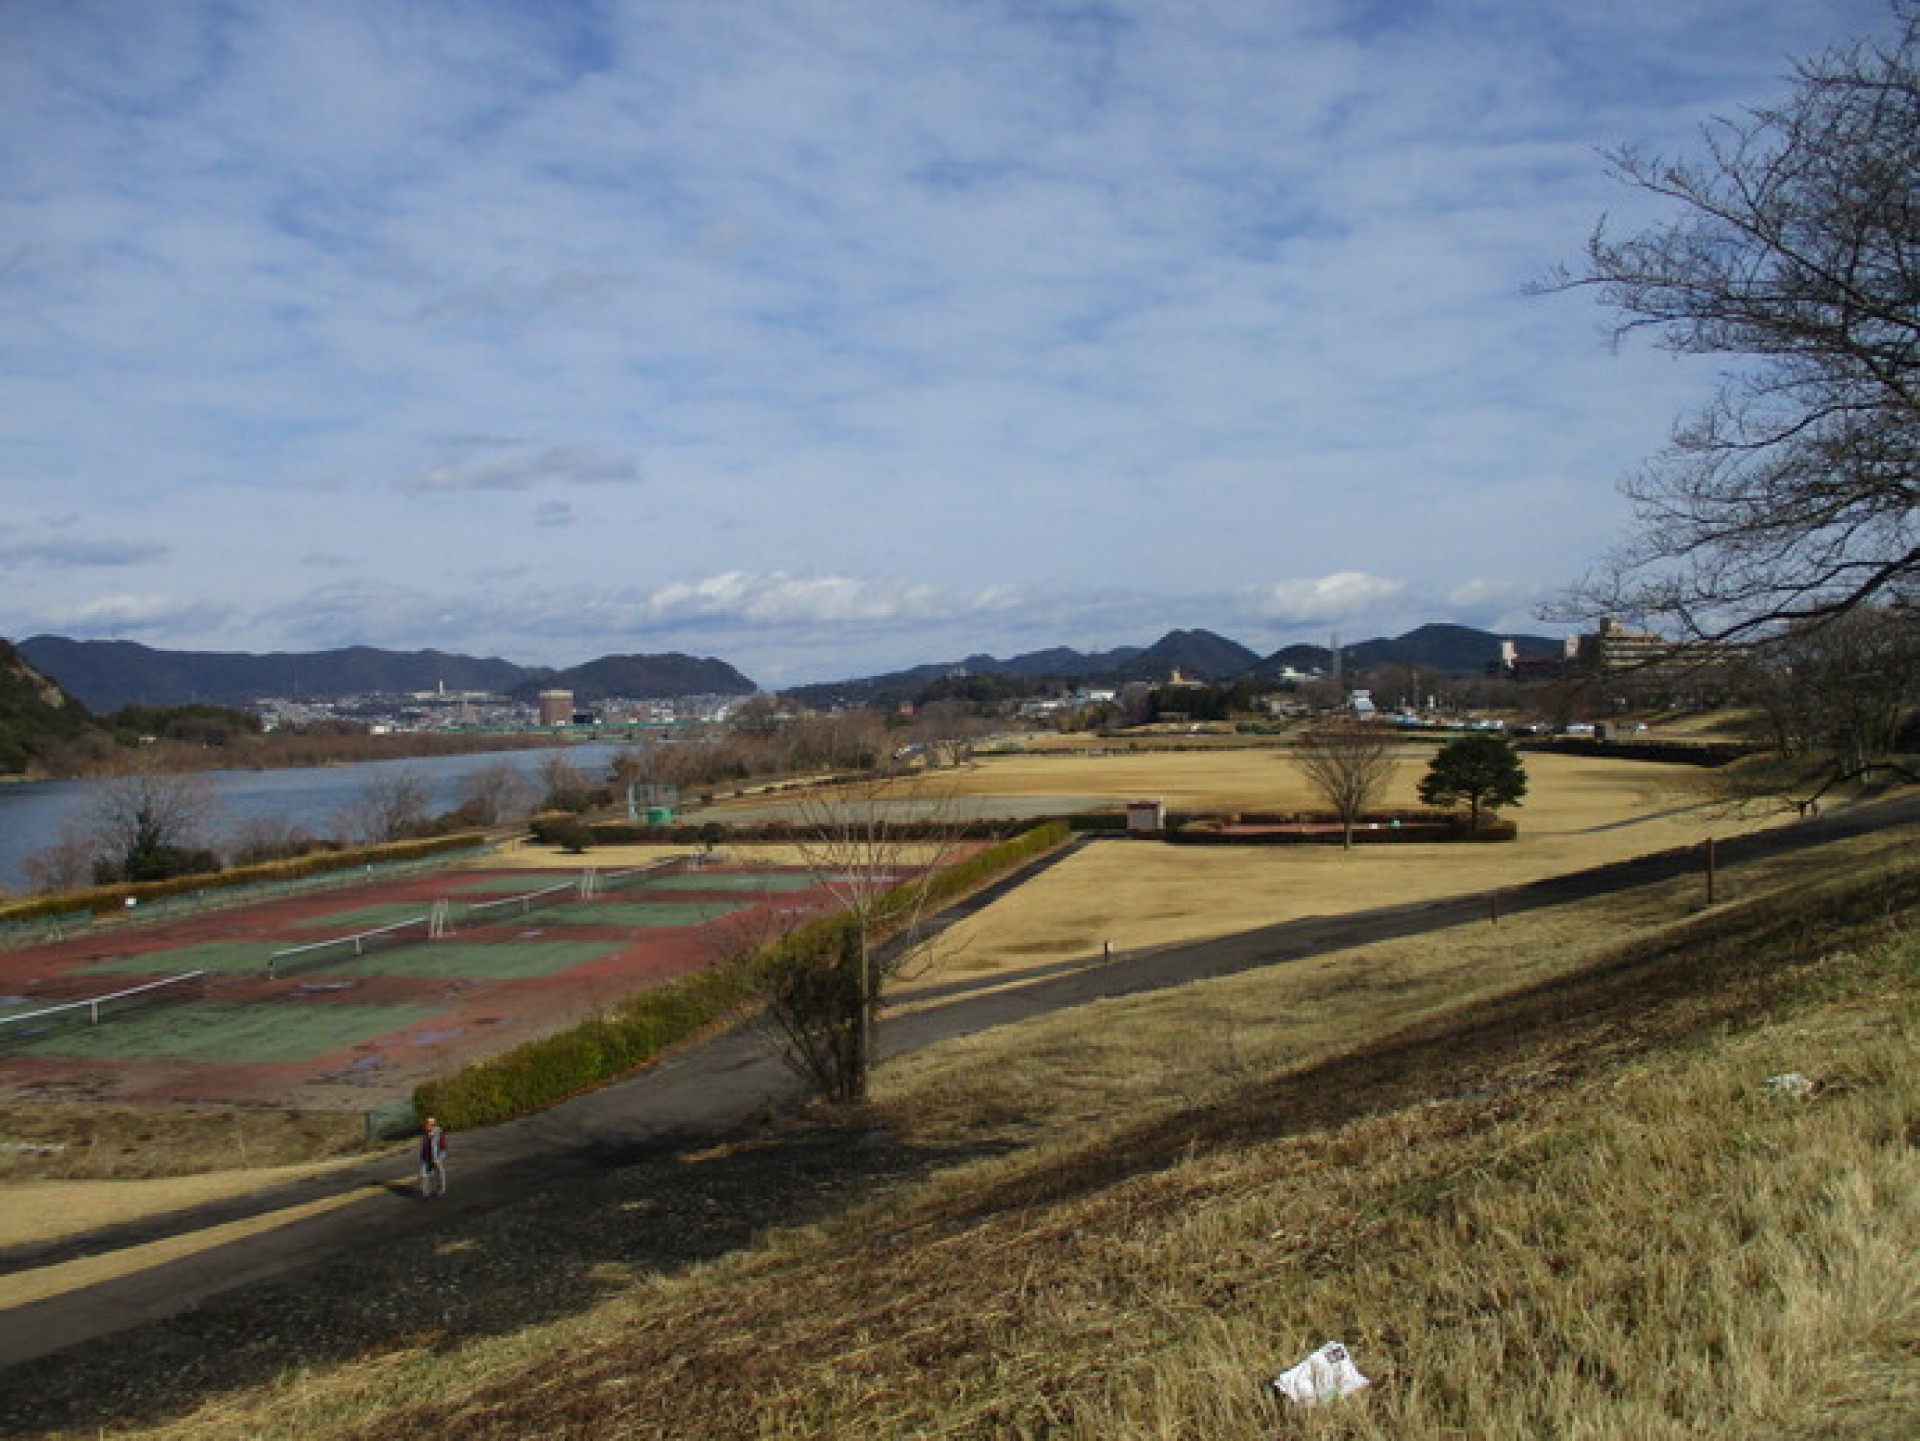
{"left": 3, "top": 1118, "right": 1004, "bottom": 1437}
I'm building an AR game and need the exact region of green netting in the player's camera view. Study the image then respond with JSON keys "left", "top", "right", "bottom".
{"left": 11, "top": 1001, "right": 444, "bottom": 1062}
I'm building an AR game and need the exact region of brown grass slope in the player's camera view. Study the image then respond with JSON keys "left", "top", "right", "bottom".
{"left": 135, "top": 842, "right": 1917, "bottom": 1441}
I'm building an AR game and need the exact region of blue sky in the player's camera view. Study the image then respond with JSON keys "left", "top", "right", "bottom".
{"left": 0, "top": 0, "right": 1894, "bottom": 687}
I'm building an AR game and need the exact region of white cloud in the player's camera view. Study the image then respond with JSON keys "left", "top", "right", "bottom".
{"left": 643, "top": 572, "right": 997, "bottom": 627}
{"left": 0, "top": 0, "right": 1895, "bottom": 680}
{"left": 47, "top": 593, "right": 233, "bottom": 635}
{"left": 1258, "top": 572, "right": 1408, "bottom": 624}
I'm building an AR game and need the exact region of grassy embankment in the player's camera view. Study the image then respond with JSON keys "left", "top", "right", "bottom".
{"left": 102, "top": 801, "right": 1919, "bottom": 1440}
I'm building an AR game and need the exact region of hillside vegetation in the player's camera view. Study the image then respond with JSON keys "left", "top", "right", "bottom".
{"left": 0, "top": 640, "right": 93, "bottom": 776}
{"left": 46, "top": 819, "right": 1916, "bottom": 1440}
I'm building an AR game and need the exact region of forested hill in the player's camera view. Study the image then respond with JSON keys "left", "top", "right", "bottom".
{"left": 0, "top": 639, "right": 93, "bottom": 775}
{"left": 19, "top": 637, "right": 756, "bottom": 711}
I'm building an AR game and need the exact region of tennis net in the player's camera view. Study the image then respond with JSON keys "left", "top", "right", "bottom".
{"left": 0, "top": 970, "right": 208, "bottom": 1048}
{"left": 268, "top": 914, "right": 432, "bottom": 979}
{"left": 459, "top": 878, "right": 580, "bottom": 928}
{"left": 593, "top": 857, "right": 689, "bottom": 895}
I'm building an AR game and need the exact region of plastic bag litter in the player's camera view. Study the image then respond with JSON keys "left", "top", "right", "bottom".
{"left": 1272, "top": 1341, "right": 1371, "bottom": 1407}
{"left": 1763, "top": 1072, "right": 1821, "bottom": 1099}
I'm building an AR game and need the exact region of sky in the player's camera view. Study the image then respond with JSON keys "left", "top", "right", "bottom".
{"left": 0, "top": 0, "right": 1897, "bottom": 688}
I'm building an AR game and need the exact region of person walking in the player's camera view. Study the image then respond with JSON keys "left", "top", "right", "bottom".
{"left": 418, "top": 1116, "right": 448, "bottom": 1199}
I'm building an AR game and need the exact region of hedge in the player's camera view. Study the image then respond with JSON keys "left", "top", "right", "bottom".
{"left": 413, "top": 965, "right": 755, "bottom": 1131}
{"left": 1169, "top": 810, "right": 1518, "bottom": 844}
{"left": 0, "top": 832, "right": 491, "bottom": 924}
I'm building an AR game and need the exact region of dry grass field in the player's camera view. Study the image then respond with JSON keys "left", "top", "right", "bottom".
{"left": 538, "top": 743, "right": 1771, "bottom": 988}
{"left": 68, "top": 819, "right": 1918, "bottom": 1441}
{"left": 9, "top": 741, "right": 1914, "bottom": 1440}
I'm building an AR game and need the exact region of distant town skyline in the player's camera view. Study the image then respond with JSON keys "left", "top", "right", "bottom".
{"left": 1, "top": 1, "right": 1892, "bottom": 685}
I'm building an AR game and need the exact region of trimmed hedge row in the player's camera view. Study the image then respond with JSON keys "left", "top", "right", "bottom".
{"left": 409, "top": 820, "right": 1075, "bottom": 1131}
{"left": 1170, "top": 812, "right": 1518, "bottom": 844}
{"left": 413, "top": 966, "right": 755, "bottom": 1131}
{"left": 0, "top": 832, "right": 490, "bottom": 924}
{"left": 534, "top": 815, "right": 1033, "bottom": 847}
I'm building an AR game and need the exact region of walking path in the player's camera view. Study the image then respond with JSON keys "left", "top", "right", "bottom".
{"left": 2, "top": 794, "right": 1914, "bottom": 1372}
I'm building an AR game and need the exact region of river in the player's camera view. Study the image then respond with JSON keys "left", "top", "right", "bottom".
{"left": 0, "top": 743, "right": 634, "bottom": 895}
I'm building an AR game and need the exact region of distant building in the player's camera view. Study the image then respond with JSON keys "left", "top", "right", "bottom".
{"left": 1574, "top": 618, "right": 1676, "bottom": 672}
{"left": 1496, "top": 635, "right": 1581, "bottom": 681}
{"left": 537, "top": 689, "right": 574, "bottom": 727}
{"left": 1492, "top": 620, "right": 1739, "bottom": 692}
{"left": 1126, "top": 799, "right": 1166, "bottom": 834}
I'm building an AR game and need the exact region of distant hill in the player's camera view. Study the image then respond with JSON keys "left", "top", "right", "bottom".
{"left": 20, "top": 622, "right": 1566, "bottom": 715}
{"left": 1112, "top": 629, "right": 1262, "bottom": 682}
{"left": 0, "top": 639, "right": 94, "bottom": 775}
{"left": 19, "top": 637, "right": 754, "bottom": 711}
{"left": 780, "top": 632, "right": 1237, "bottom": 709}
{"left": 508, "top": 653, "right": 755, "bottom": 705}
{"left": 790, "top": 623, "right": 1565, "bottom": 707}
{"left": 1258, "top": 622, "right": 1560, "bottom": 678}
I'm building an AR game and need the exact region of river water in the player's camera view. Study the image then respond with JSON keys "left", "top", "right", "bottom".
{"left": 0, "top": 743, "right": 632, "bottom": 895}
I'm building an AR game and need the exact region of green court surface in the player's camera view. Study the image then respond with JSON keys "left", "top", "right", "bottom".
{"left": 447, "top": 875, "right": 590, "bottom": 896}
{"left": 10, "top": 1000, "right": 444, "bottom": 1062}
{"left": 291, "top": 903, "right": 440, "bottom": 931}
{"left": 535, "top": 901, "right": 744, "bottom": 928}
{"left": 329, "top": 939, "right": 616, "bottom": 980}
{"left": 83, "top": 940, "right": 273, "bottom": 977}
{"left": 622, "top": 872, "right": 822, "bottom": 894}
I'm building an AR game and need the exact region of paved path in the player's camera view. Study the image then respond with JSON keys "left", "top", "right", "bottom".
{"left": 2, "top": 793, "right": 1915, "bottom": 1370}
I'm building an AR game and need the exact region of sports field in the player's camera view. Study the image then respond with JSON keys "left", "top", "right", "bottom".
{"left": 0, "top": 740, "right": 1779, "bottom": 1116}
{"left": 0, "top": 857, "right": 851, "bottom": 1111}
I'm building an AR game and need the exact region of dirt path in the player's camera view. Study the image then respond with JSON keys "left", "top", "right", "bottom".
{"left": 1, "top": 796, "right": 1914, "bottom": 1434}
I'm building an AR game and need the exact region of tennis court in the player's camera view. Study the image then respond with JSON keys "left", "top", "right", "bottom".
{"left": 7, "top": 1000, "right": 445, "bottom": 1063}
{"left": 0, "top": 856, "right": 863, "bottom": 1109}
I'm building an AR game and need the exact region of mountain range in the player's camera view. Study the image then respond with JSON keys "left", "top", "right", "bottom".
{"left": 14, "top": 637, "right": 757, "bottom": 712}
{"left": 782, "top": 622, "right": 1560, "bottom": 708}
{"left": 15, "top": 622, "right": 1562, "bottom": 713}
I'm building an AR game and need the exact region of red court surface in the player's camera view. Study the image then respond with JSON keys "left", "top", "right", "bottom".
{"left": 0, "top": 861, "right": 847, "bottom": 1114}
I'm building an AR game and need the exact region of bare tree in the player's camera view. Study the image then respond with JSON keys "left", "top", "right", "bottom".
{"left": 227, "top": 812, "right": 322, "bottom": 866}
{"left": 1738, "top": 603, "right": 1920, "bottom": 797}
{"left": 536, "top": 751, "right": 597, "bottom": 813}
{"left": 451, "top": 759, "right": 533, "bottom": 828}
{"left": 338, "top": 767, "right": 432, "bottom": 845}
{"left": 21, "top": 826, "right": 104, "bottom": 895}
{"left": 1541, "top": 6, "right": 1920, "bottom": 646}
{"left": 1292, "top": 721, "right": 1399, "bottom": 848}
{"left": 80, "top": 761, "right": 224, "bottom": 882}
{"left": 744, "top": 775, "right": 966, "bottom": 1103}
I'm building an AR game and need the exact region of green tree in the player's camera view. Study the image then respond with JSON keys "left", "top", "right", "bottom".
{"left": 1419, "top": 734, "right": 1529, "bottom": 835}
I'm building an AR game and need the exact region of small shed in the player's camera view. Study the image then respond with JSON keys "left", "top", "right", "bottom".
{"left": 1126, "top": 798, "right": 1166, "bottom": 834}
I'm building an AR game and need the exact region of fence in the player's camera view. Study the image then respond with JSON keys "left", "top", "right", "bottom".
{"left": 0, "top": 970, "right": 208, "bottom": 1048}
{"left": 267, "top": 915, "right": 433, "bottom": 979}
